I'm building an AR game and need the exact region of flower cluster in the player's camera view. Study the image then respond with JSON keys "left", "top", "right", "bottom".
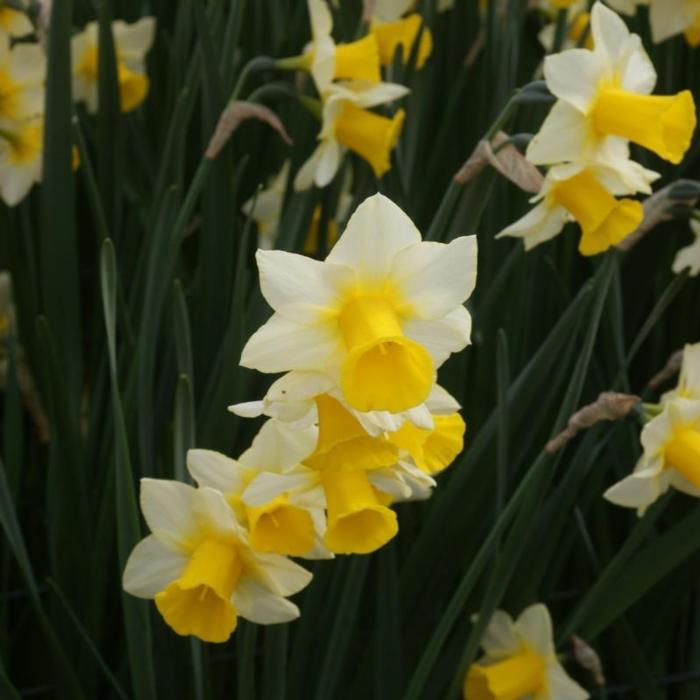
{"left": 276, "top": 0, "right": 432, "bottom": 190}
{"left": 499, "top": 2, "right": 697, "bottom": 256}
{"left": 605, "top": 343, "right": 700, "bottom": 514}
{"left": 124, "top": 192, "right": 478, "bottom": 641}
{"left": 0, "top": 9, "right": 153, "bottom": 206}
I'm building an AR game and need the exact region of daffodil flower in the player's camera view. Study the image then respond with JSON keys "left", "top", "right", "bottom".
{"left": 295, "top": 81, "right": 408, "bottom": 189}
{"left": 528, "top": 3, "right": 697, "bottom": 167}
{"left": 71, "top": 17, "right": 155, "bottom": 113}
{"left": 497, "top": 160, "right": 656, "bottom": 255}
{"left": 0, "top": 38, "right": 45, "bottom": 122}
{"left": 123, "top": 479, "right": 312, "bottom": 643}
{"left": 604, "top": 398, "right": 700, "bottom": 515}
{"left": 240, "top": 193, "right": 477, "bottom": 414}
{"left": 649, "top": 0, "right": 700, "bottom": 46}
{"left": 672, "top": 218, "right": 700, "bottom": 277}
{"left": 0, "top": 4, "right": 32, "bottom": 40}
{"left": 538, "top": 2, "right": 594, "bottom": 52}
{"left": 283, "top": 0, "right": 381, "bottom": 93}
{"left": 0, "top": 115, "right": 43, "bottom": 205}
{"left": 364, "top": 0, "right": 433, "bottom": 68}
{"left": 465, "top": 604, "right": 589, "bottom": 700}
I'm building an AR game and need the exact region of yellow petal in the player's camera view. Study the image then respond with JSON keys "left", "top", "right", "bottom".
{"left": 334, "top": 34, "right": 381, "bottom": 83}
{"left": 334, "top": 103, "right": 405, "bottom": 178}
{"left": 118, "top": 63, "right": 149, "bottom": 112}
{"left": 154, "top": 538, "right": 241, "bottom": 643}
{"left": 371, "top": 14, "right": 433, "bottom": 68}
{"left": 303, "top": 205, "right": 339, "bottom": 254}
{"left": 388, "top": 412, "right": 465, "bottom": 475}
{"left": 464, "top": 648, "right": 546, "bottom": 700}
{"left": 591, "top": 88, "right": 696, "bottom": 164}
{"left": 0, "top": 67, "right": 21, "bottom": 121}
{"left": 550, "top": 169, "right": 642, "bottom": 256}
{"left": 337, "top": 294, "right": 434, "bottom": 412}
{"left": 322, "top": 470, "right": 398, "bottom": 554}
{"left": 246, "top": 495, "right": 316, "bottom": 556}
{"left": 665, "top": 428, "right": 700, "bottom": 487}
{"left": 305, "top": 394, "right": 400, "bottom": 471}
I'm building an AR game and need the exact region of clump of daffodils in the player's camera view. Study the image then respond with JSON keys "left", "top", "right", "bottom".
{"left": 498, "top": 2, "right": 697, "bottom": 256}
{"left": 276, "top": 0, "right": 422, "bottom": 190}
{"left": 123, "top": 192, "right": 477, "bottom": 640}
{"left": 465, "top": 604, "right": 589, "bottom": 700}
{"left": 605, "top": 343, "right": 700, "bottom": 514}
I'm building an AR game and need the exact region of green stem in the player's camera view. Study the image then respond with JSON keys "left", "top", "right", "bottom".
{"left": 551, "top": 9, "right": 569, "bottom": 54}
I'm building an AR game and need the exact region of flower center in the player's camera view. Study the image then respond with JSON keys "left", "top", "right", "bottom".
{"left": 305, "top": 393, "right": 399, "bottom": 472}
{"left": 334, "top": 103, "right": 405, "bottom": 178}
{"left": 388, "top": 412, "right": 465, "bottom": 475}
{"left": 550, "top": 169, "right": 643, "bottom": 255}
{"left": 0, "top": 121, "right": 42, "bottom": 165}
{"left": 591, "top": 88, "right": 696, "bottom": 164}
{"left": 321, "top": 470, "right": 398, "bottom": 554}
{"left": 464, "top": 647, "right": 547, "bottom": 700}
{"left": 665, "top": 428, "right": 700, "bottom": 488}
{"left": 154, "top": 538, "right": 241, "bottom": 643}
{"left": 246, "top": 495, "right": 316, "bottom": 556}
{"left": 337, "top": 295, "right": 434, "bottom": 412}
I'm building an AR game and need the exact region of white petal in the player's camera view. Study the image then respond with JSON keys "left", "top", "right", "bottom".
{"left": 186, "top": 449, "right": 245, "bottom": 494}
{"left": 266, "top": 370, "right": 335, "bottom": 403}
{"left": 122, "top": 535, "right": 186, "bottom": 598}
{"left": 546, "top": 660, "right": 591, "bottom": 700}
{"left": 403, "top": 305, "right": 471, "bottom": 366}
{"left": 478, "top": 610, "right": 520, "bottom": 657}
{"left": 242, "top": 471, "right": 320, "bottom": 508}
{"left": 228, "top": 400, "right": 265, "bottom": 418}
{"left": 618, "top": 34, "right": 656, "bottom": 94}
{"left": 526, "top": 101, "right": 589, "bottom": 166}
{"left": 140, "top": 479, "right": 198, "bottom": 550}
{"left": 673, "top": 239, "right": 700, "bottom": 277}
{"left": 192, "top": 487, "right": 240, "bottom": 538}
{"left": 668, "top": 470, "right": 700, "bottom": 498}
{"left": 426, "top": 384, "right": 461, "bottom": 414}
{"left": 516, "top": 603, "right": 554, "bottom": 656}
{"left": 315, "top": 139, "right": 342, "bottom": 187}
{"left": 391, "top": 236, "right": 477, "bottom": 319}
{"left": 543, "top": 48, "right": 606, "bottom": 113}
{"left": 349, "top": 81, "right": 410, "bottom": 108}
{"left": 255, "top": 248, "right": 352, "bottom": 321}
{"left": 591, "top": 2, "right": 633, "bottom": 65}
{"left": 240, "top": 313, "right": 342, "bottom": 373}
{"left": 603, "top": 466, "right": 666, "bottom": 511}
{"left": 248, "top": 552, "right": 314, "bottom": 596}
{"left": 239, "top": 419, "right": 318, "bottom": 471}
{"left": 649, "top": 0, "right": 688, "bottom": 43}
{"left": 233, "top": 580, "right": 301, "bottom": 624}
{"left": 113, "top": 17, "right": 156, "bottom": 64}
{"left": 308, "top": 0, "right": 332, "bottom": 39}
{"left": 295, "top": 143, "right": 325, "bottom": 191}
{"left": 496, "top": 201, "right": 568, "bottom": 251}
{"left": 326, "top": 193, "right": 421, "bottom": 280}
{"left": 679, "top": 343, "right": 700, "bottom": 396}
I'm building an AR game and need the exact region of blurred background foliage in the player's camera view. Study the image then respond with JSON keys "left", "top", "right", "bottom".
{"left": 1, "top": 0, "right": 700, "bottom": 698}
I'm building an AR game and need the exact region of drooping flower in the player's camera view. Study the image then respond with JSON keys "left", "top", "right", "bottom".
{"left": 672, "top": 218, "right": 700, "bottom": 277}
{"left": 294, "top": 81, "right": 408, "bottom": 189}
{"left": 0, "top": 38, "right": 45, "bottom": 122}
{"left": 0, "top": 115, "right": 43, "bottom": 205}
{"left": 528, "top": 3, "right": 697, "bottom": 167}
{"left": 240, "top": 193, "right": 477, "bottom": 414}
{"left": 648, "top": 0, "right": 700, "bottom": 46}
{"left": 497, "top": 160, "right": 655, "bottom": 255}
{"left": 71, "top": 17, "right": 156, "bottom": 113}
{"left": 604, "top": 398, "right": 700, "bottom": 515}
{"left": 464, "top": 604, "right": 589, "bottom": 700}
{"left": 364, "top": 0, "right": 433, "bottom": 68}
{"left": 123, "top": 479, "right": 312, "bottom": 642}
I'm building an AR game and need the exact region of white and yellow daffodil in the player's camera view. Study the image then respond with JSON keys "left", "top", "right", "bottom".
{"left": 0, "top": 38, "right": 45, "bottom": 122}
{"left": 528, "top": 3, "right": 697, "bottom": 167}
{"left": 0, "top": 115, "right": 43, "bottom": 205}
{"left": 71, "top": 17, "right": 155, "bottom": 113}
{"left": 672, "top": 218, "right": 700, "bottom": 277}
{"left": 0, "top": 4, "right": 32, "bottom": 40}
{"left": 604, "top": 398, "right": 700, "bottom": 515}
{"left": 295, "top": 81, "right": 408, "bottom": 189}
{"left": 649, "top": 0, "right": 700, "bottom": 46}
{"left": 538, "top": 2, "right": 594, "bottom": 52}
{"left": 122, "top": 479, "right": 312, "bottom": 643}
{"left": 497, "top": 160, "right": 656, "bottom": 255}
{"left": 662, "top": 342, "right": 700, "bottom": 402}
{"left": 465, "top": 604, "right": 589, "bottom": 700}
{"left": 286, "top": 0, "right": 381, "bottom": 93}
{"left": 241, "top": 193, "right": 477, "bottom": 414}
{"left": 364, "top": 0, "right": 433, "bottom": 68}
